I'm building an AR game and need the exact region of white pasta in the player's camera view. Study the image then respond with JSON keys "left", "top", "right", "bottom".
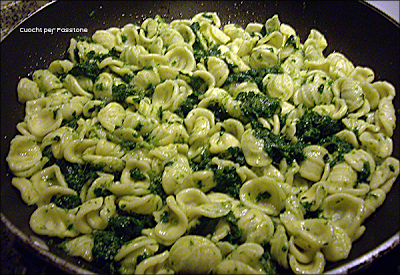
{"left": 115, "top": 236, "right": 159, "bottom": 274}
{"left": 168, "top": 235, "right": 222, "bottom": 274}
{"left": 63, "top": 234, "right": 94, "bottom": 262}
{"left": 32, "top": 69, "right": 64, "bottom": 93}
{"left": 17, "top": 77, "right": 42, "bottom": 103}
{"left": 30, "top": 203, "right": 79, "bottom": 238}
{"left": 5, "top": 11, "right": 398, "bottom": 275}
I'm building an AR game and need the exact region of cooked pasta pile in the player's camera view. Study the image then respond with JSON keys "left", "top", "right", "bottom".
{"left": 6, "top": 12, "right": 399, "bottom": 274}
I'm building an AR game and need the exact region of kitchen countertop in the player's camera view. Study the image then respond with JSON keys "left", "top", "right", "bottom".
{"left": 1, "top": 1, "right": 399, "bottom": 274}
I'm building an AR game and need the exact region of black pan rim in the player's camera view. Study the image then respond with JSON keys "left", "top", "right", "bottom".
{"left": 1, "top": 1, "right": 399, "bottom": 274}
{"left": 1, "top": 213, "right": 94, "bottom": 274}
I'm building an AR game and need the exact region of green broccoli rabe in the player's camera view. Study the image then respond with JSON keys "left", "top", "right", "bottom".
{"left": 119, "top": 140, "right": 137, "bottom": 151}
{"left": 112, "top": 84, "right": 141, "bottom": 104}
{"left": 295, "top": 110, "right": 343, "bottom": 144}
{"left": 179, "top": 72, "right": 234, "bottom": 120}
{"left": 176, "top": 93, "right": 200, "bottom": 118}
{"left": 253, "top": 122, "right": 305, "bottom": 165}
{"left": 130, "top": 168, "right": 147, "bottom": 181}
{"left": 63, "top": 114, "right": 83, "bottom": 130}
{"left": 189, "top": 211, "right": 243, "bottom": 245}
{"left": 302, "top": 203, "right": 323, "bottom": 219}
{"left": 178, "top": 73, "right": 225, "bottom": 119}
{"left": 92, "top": 230, "right": 124, "bottom": 266}
{"left": 75, "top": 35, "right": 94, "bottom": 43}
{"left": 160, "top": 210, "right": 170, "bottom": 223}
{"left": 217, "top": 146, "right": 247, "bottom": 166}
{"left": 301, "top": 197, "right": 324, "bottom": 219}
{"left": 189, "top": 21, "right": 221, "bottom": 63}
{"left": 190, "top": 145, "right": 213, "bottom": 172}
{"left": 41, "top": 146, "right": 103, "bottom": 193}
{"left": 69, "top": 43, "right": 121, "bottom": 80}
{"left": 93, "top": 185, "right": 113, "bottom": 197}
{"left": 107, "top": 216, "right": 146, "bottom": 242}
{"left": 256, "top": 191, "right": 271, "bottom": 202}
{"left": 193, "top": 43, "right": 219, "bottom": 62}
{"left": 284, "top": 35, "right": 299, "bottom": 49}
{"left": 116, "top": 207, "right": 157, "bottom": 229}
{"left": 236, "top": 91, "right": 281, "bottom": 122}
{"left": 318, "top": 135, "right": 354, "bottom": 167}
{"left": 225, "top": 67, "right": 282, "bottom": 91}
{"left": 69, "top": 59, "right": 101, "bottom": 81}
{"left": 147, "top": 170, "right": 168, "bottom": 203}
{"left": 188, "top": 146, "right": 244, "bottom": 198}
{"left": 188, "top": 75, "right": 208, "bottom": 95}
{"left": 51, "top": 194, "right": 82, "bottom": 209}
{"left": 85, "top": 47, "right": 122, "bottom": 62}
{"left": 42, "top": 145, "right": 57, "bottom": 168}
{"left": 222, "top": 211, "right": 243, "bottom": 244}
{"left": 357, "top": 161, "right": 371, "bottom": 184}
{"left": 113, "top": 210, "right": 156, "bottom": 241}
{"left": 62, "top": 213, "right": 153, "bottom": 274}
{"left": 136, "top": 253, "right": 151, "bottom": 266}
{"left": 190, "top": 21, "right": 201, "bottom": 32}
{"left": 188, "top": 216, "right": 221, "bottom": 237}
{"left": 207, "top": 102, "right": 232, "bottom": 122}
{"left": 57, "top": 159, "right": 103, "bottom": 193}
{"left": 92, "top": 210, "right": 156, "bottom": 274}
{"left": 259, "top": 249, "right": 277, "bottom": 274}
{"left": 211, "top": 165, "right": 243, "bottom": 199}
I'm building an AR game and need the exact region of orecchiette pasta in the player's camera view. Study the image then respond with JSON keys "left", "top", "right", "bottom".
{"left": 63, "top": 234, "right": 95, "bottom": 262}
{"left": 6, "top": 11, "right": 398, "bottom": 275}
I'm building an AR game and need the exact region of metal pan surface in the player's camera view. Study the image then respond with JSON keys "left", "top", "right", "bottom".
{"left": 1, "top": 1, "right": 399, "bottom": 274}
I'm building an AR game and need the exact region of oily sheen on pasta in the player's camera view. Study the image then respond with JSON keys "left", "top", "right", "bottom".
{"left": 6, "top": 12, "right": 399, "bottom": 274}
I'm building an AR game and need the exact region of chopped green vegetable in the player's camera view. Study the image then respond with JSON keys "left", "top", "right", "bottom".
{"left": 69, "top": 59, "right": 101, "bottom": 81}
{"left": 42, "top": 146, "right": 103, "bottom": 194}
{"left": 92, "top": 231, "right": 122, "bottom": 274}
{"left": 119, "top": 140, "right": 136, "bottom": 151}
{"left": 160, "top": 211, "right": 170, "bottom": 223}
{"left": 284, "top": 35, "right": 299, "bottom": 49}
{"left": 236, "top": 91, "right": 281, "bottom": 121}
{"left": 217, "top": 146, "right": 247, "bottom": 166}
{"left": 190, "top": 145, "right": 213, "bottom": 172}
{"left": 188, "top": 75, "right": 208, "bottom": 95}
{"left": 222, "top": 211, "right": 243, "bottom": 244}
{"left": 189, "top": 23, "right": 221, "bottom": 63}
{"left": 94, "top": 185, "right": 113, "bottom": 197}
{"left": 57, "top": 160, "right": 102, "bottom": 193}
{"left": 256, "top": 191, "right": 271, "bottom": 202}
{"left": 107, "top": 216, "right": 145, "bottom": 242}
{"left": 318, "top": 135, "right": 354, "bottom": 167}
{"left": 147, "top": 171, "right": 168, "bottom": 202}
{"left": 225, "top": 67, "right": 282, "bottom": 90}
{"left": 51, "top": 194, "right": 82, "bottom": 209}
{"left": 188, "top": 216, "right": 220, "bottom": 236}
{"left": 112, "top": 84, "right": 141, "bottom": 104}
{"left": 176, "top": 93, "right": 200, "bottom": 118}
{"left": 357, "top": 161, "right": 371, "bottom": 184}
{"left": 211, "top": 165, "right": 243, "bottom": 199}
{"left": 253, "top": 122, "right": 305, "bottom": 165}
{"left": 63, "top": 114, "right": 83, "bottom": 130}
{"left": 259, "top": 250, "right": 277, "bottom": 274}
{"left": 75, "top": 35, "right": 94, "bottom": 43}
{"left": 130, "top": 168, "right": 147, "bottom": 181}
{"left": 295, "top": 110, "right": 343, "bottom": 143}
{"left": 85, "top": 47, "right": 122, "bottom": 63}
{"left": 207, "top": 102, "right": 232, "bottom": 123}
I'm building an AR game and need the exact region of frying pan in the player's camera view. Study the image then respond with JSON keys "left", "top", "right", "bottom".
{"left": 1, "top": 1, "right": 399, "bottom": 274}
